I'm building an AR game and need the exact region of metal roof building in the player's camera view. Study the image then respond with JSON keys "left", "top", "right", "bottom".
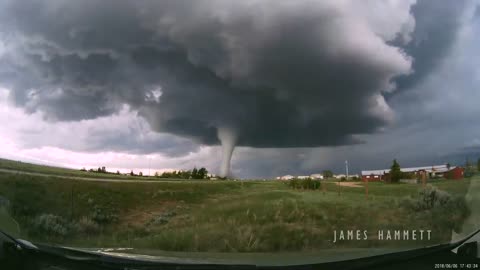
{"left": 361, "top": 164, "right": 461, "bottom": 181}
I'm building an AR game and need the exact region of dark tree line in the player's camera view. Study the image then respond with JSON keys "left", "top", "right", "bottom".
{"left": 80, "top": 166, "right": 210, "bottom": 179}
{"left": 156, "top": 167, "right": 209, "bottom": 179}
{"left": 81, "top": 166, "right": 120, "bottom": 175}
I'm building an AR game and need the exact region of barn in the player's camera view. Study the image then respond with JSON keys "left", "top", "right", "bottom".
{"left": 361, "top": 164, "right": 464, "bottom": 182}
{"left": 443, "top": 166, "right": 464, "bottom": 179}
{"left": 361, "top": 169, "right": 388, "bottom": 181}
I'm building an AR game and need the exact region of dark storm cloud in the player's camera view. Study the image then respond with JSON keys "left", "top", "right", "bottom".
{"left": 388, "top": 0, "right": 471, "bottom": 98}
{"left": 61, "top": 126, "right": 199, "bottom": 157}
{"left": 0, "top": 0, "right": 458, "bottom": 151}
{"left": 476, "top": 4, "right": 480, "bottom": 19}
{"left": 443, "top": 146, "right": 480, "bottom": 165}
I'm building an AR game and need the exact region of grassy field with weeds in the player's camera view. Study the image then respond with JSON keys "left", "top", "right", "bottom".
{"left": 0, "top": 166, "right": 475, "bottom": 252}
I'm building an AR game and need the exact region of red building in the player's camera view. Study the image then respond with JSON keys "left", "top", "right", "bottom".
{"left": 361, "top": 164, "right": 464, "bottom": 182}
{"left": 361, "top": 170, "right": 386, "bottom": 182}
{"left": 443, "top": 166, "right": 464, "bottom": 180}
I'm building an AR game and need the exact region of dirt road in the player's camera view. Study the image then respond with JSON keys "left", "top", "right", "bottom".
{"left": 335, "top": 181, "right": 363, "bottom": 188}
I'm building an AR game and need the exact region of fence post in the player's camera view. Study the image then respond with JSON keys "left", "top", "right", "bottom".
{"left": 365, "top": 178, "right": 369, "bottom": 200}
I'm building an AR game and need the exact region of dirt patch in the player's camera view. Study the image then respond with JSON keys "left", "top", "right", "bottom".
{"left": 335, "top": 182, "right": 363, "bottom": 188}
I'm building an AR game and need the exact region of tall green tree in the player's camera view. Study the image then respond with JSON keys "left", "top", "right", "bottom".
{"left": 191, "top": 167, "right": 198, "bottom": 179}
{"left": 181, "top": 170, "right": 191, "bottom": 179}
{"left": 197, "top": 167, "right": 208, "bottom": 179}
{"left": 389, "top": 159, "right": 402, "bottom": 183}
{"left": 322, "top": 170, "right": 333, "bottom": 178}
{"left": 477, "top": 158, "right": 480, "bottom": 172}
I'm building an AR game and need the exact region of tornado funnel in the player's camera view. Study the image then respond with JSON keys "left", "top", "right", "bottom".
{"left": 217, "top": 127, "right": 237, "bottom": 178}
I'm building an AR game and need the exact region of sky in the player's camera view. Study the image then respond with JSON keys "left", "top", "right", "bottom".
{"left": 0, "top": 0, "right": 480, "bottom": 178}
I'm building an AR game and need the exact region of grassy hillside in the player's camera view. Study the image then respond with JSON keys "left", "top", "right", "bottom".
{"left": 0, "top": 158, "right": 177, "bottom": 181}
{"left": 0, "top": 169, "right": 474, "bottom": 252}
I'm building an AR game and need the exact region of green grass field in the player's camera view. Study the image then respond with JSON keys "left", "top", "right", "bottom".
{"left": 0, "top": 159, "right": 476, "bottom": 252}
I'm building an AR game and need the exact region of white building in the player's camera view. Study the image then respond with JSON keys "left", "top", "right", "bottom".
{"left": 297, "top": 175, "right": 310, "bottom": 179}
{"left": 310, "top": 174, "right": 324, "bottom": 179}
{"left": 279, "top": 175, "right": 294, "bottom": 180}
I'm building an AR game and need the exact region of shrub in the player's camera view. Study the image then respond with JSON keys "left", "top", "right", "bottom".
{"left": 91, "top": 205, "right": 119, "bottom": 224}
{"left": 147, "top": 210, "right": 177, "bottom": 226}
{"left": 32, "top": 214, "right": 71, "bottom": 237}
{"left": 287, "top": 179, "right": 299, "bottom": 189}
{"left": 414, "top": 185, "right": 452, "bottom": 211}
{"left": 76, "top": 216, "right": 100, "bottom": 234}
{"left": 286, "top": 179, "right": 320, "bottom": 190}
{"left": 401, "top": 185, "right": 469, "bottom": 214}
{"left": 401, "top": 185, "right": 470, "bottom": 233}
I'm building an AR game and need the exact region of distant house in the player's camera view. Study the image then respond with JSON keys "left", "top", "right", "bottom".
{"left": 310, "top": 174, "right": 324, "bottom": 180}
{"left": 279, "top": 175, "right": 294, "bottom": 180}
{"left": 333, "top": 174, "right": 358, "bottom": 179}
{"left": 361, "top": 164, "right": 464, "bottom": 182}
{"left": 297, "top": 176, "right": 310, "bottom": 179}
{"left": 360, "top": 170, "right": 385, "bottom": 181}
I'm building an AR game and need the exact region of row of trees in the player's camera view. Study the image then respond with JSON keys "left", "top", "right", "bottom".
{"left": 80, "top": 166, "right": 121, "bottom": 175}
{"left": 155, "top": 167, "right": 209, "bottom": 179}
{"left": 130, "top": 170, "right": 143, "bottom": 177}
{"left": 80, "top": 166, "right": 210, "bottom": 179}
